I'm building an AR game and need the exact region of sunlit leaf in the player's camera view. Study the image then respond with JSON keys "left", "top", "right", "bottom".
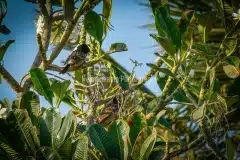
{"left": 127, "top": 112, "right": 147, "bottom": 145}
{"left": 30, "top": 68, "right": 53, "bottom": 106}
{"left": 51, "top": 80, "right": 71, "bottom": 107}
{"left": 84, "top": 11, "right": 103, "bottom": 44}
{"left": 103, "top": 0, "right": 112, "bottom": 37}
{"left": 191, "top": 104, "right": 206, "bottom": 122}
{"left": 223, "top": 64, "right": 239, "bottom": 79}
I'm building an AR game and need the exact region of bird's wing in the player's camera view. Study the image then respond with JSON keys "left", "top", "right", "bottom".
{"left": 64, "top": 50, "right": 75, "bottom": 65}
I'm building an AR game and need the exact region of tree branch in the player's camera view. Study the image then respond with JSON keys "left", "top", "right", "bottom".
{"left": 0, "top": 65, "right": 23, "bottom": 93}
{"left": 48, "top": 0, "right": 102, "bottom": 63}
{"left": 36, "top": 34, "right": 48, "bottom": 68}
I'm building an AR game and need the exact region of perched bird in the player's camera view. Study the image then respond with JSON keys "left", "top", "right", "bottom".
{"left": 60, "top": 44, "right": 90, "bottom": 74}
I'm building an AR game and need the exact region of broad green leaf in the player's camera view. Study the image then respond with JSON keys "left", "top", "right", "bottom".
{"left": 20, "top": 91, "right": 40, "bottom": 117}
{"left": 108, "top": 43, "right": 128, "bottom": 53}
{"left": 4, "top": 109, "right": 40, "bottom": 156}
{"left": 227, "top": 56, "right": 240, "bottom": 68}
{"left": 191, "top": 104, "right": 206, "bottom": 122}
{"left": 154, "top": 124, "right": 179, "bottom": 142}
{"left": 221, "top": 38, "right": 238, "bottom": 56}
{"left": 72, "top": 135, "right": 89, "bottom": 160}
{"left": 0, "top": 40, "right": 15, "bottom": 61}
{"left": 58, "top": 138, "right": 72, "bottom": 160}
{"left": 88, "top": 124, "right": 117, "bottom": 159}
{"left": 156, "top": 75, "right": 187, "bottom": 102}
{"left": 103, "top": 0, "right": 112, "bottom": 37}
{"left": 39, "top": 117, "right": 52, "bottom": 147}
{"left": 127, "top": 112, "right": 147, "bottom": 145}
{"left": 0, "top": 141, "right": 23, "bottom": 160}
{"left": 226, "top": 137, "right": 236, "bottom": 160}
{"left": 131, "top": 127, "right": 157, "bottom": 160}
{"left": 51, "top": 80, "right": 71, "bottom": 107}
{"left": 36, "top": 146, "right": 62, "bottom": 160}
{"left": 55, "top": 111, "right": 74, "bottom": 150}
{"left": 108, "top": 120, "right": 130, "bottom": 160}
{"left": 62, "top": 0, "right": 74, "bottom": 22}
{"left": 197, "top": 12, "right": 216, "bottom": 43}
{"left": 223, "top": 64, "right": 239, "bottom": 79}
{"left": 112, "top": 66, "right": 129, "bottom": 90}
{"left": 84, "top": 11, "right": 103, "bottom": 44}
{"left": 154, "top": 5, "right": 181, "bottom": 49}
{"left": 30, "top": 68, "right": 53, "bottom": 106}
{"left": 42, "top": 108, "right": 62, "bottom": 148}
{"left": 146, "top": 63, "right": 174, "bottom": 77}
{"left": 150, "top": 34, "right": 176, "bottom": 56}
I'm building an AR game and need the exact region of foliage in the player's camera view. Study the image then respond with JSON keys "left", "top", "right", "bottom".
{"left": 0, "top": 0, "right": 240, "bottom": 159}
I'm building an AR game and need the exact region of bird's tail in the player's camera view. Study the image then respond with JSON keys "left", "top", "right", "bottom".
{"left": 60, "top": 64, "right": 70, "bottom": 74}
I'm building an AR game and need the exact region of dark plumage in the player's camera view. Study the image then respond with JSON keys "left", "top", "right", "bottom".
{"left": 60, "top": 44, "right": 90, "bottom": 74}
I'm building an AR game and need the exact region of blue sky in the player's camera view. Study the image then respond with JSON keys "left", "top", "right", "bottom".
{"left": 0, "top": 0, "right": 160, "bottom": 110}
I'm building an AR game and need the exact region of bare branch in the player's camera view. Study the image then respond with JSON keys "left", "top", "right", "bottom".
{"left": 0, "top": 65, "right": 23, "bottom": 93}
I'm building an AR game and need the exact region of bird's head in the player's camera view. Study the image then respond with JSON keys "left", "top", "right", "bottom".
{"left": 76, "top": 44, "right": 90, "bottom": 54}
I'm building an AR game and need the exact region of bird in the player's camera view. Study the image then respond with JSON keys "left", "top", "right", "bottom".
{"left": 60, "top": 44, "right": 90, "bottom": 74}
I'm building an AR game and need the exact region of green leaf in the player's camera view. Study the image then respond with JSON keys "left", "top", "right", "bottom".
{"left": 147, "top": 63, "right": 175, "bottom": 77}
{"left": 72, "top": 135, "right": 89, "bottom": 160}
{"left": 39, "top": 117, "right": 52, "bottom": 147}
{"left": 154, "top": 5, "right": 181, "bottom": 49}
{"left": 3, "top": 109, "right": 40, "bottom": 156}
{"left": 207, "top": 67, "right": 216, "bottom": 99}
{"left": 227, "top": 56, "right": 240, "bottom": 68}
{"left": 178, "top": 10, "right": 195, "bottom": 36}
{"left": 42, "top": 108, "right": 62, "bottom": 148}
{"left": 0, "top": 40, "right": 15, "bottom": 61}
{"left": 0, "top": 141, "right": 23, "bottom": 160}
{"left": 221, "top": 38, "right": 238, "bottom": 56}
{"left": 191, "top": 104, "right": 206, "bottom": 122}
{"left": 51, "top": 80, "right": 71, "bottom": 107}
{"left": 108, "top": 43, "right": 128, "bottom": 53}
{"left": 197, "top": 12, "right": 216, "bottom": 43}
{"left": 131, "top": 127, "right": 157, "bottom": 160}
{"left": 108, "top": 120, "right": 130, "bottom": 160}
{"left": 20, "top": 91, "right": 40, "bottom": 117}
{"left": 36, "top": 146, "right": 62, "bottom": 160}
{"left": 62, "top": 0, "right": 74, "bottom": 22}
{"left": 226, "top": 137, "right": 236, "bottom": 160}
{"left": 150, "top": 34, "right": 176, "bottom": 56}
{"left": 102, "top": 0, "right": 112, "bottom": 37}
{"left": 84, "top": 11, "right": 103, "bottom": 44}
{"left": 154, "top": 124, "right": 179, "bottom": 142}
{"left": 112, "top": 66, "right": 129, "bottom": 90}
{"left": 30, "top": 68, "right": 53, "bottom": 106}
{"left": 55, "top": 111, "right": 74, "bottom": 150}
{"left": 58, "top": 138, "right": 72, "bottom": 160}
{"left": 88, "top": 124, "right": 116, "bottom": 159}
{"left": 223, "top": 64, "right": 239, "bottom": 79}
{"left": 127, "top": 112, "right": 147, "bottom": 145}
{"left": 156, "top": 75, "right": 187, "bottom": 102}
